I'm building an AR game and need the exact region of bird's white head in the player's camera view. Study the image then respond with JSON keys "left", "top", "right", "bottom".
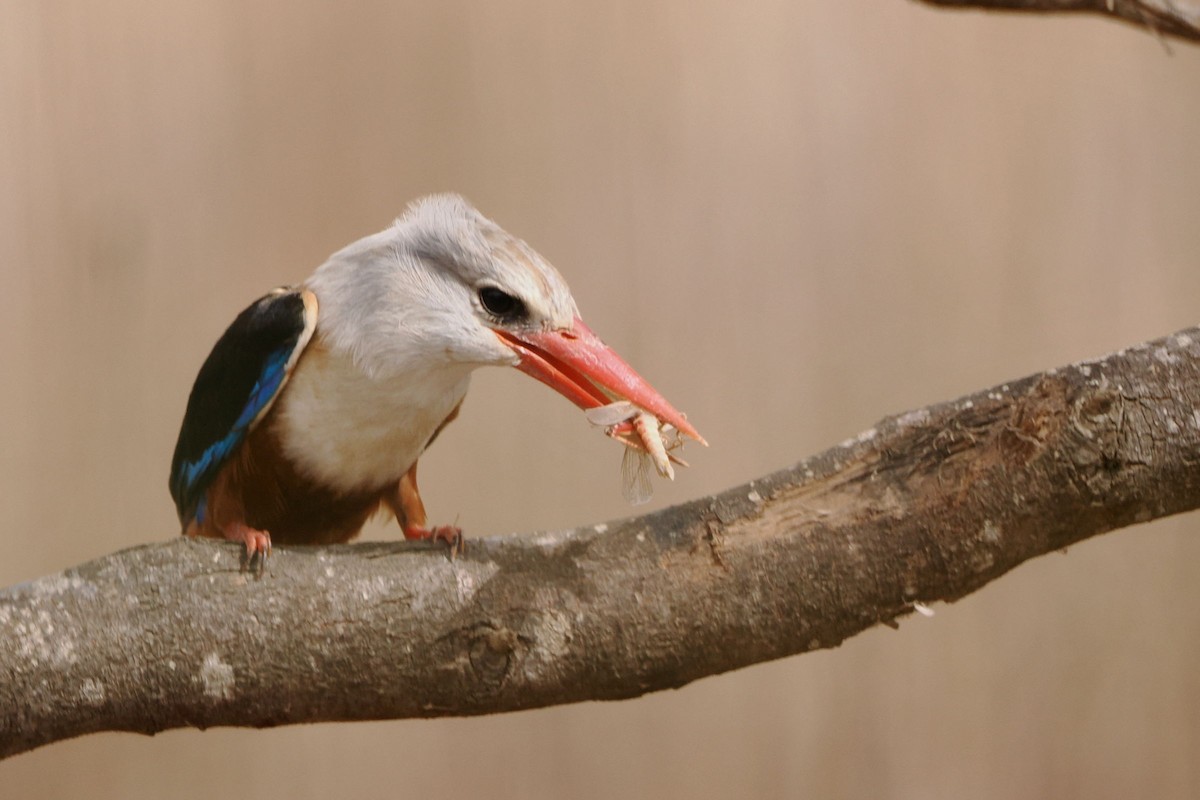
{"left": 307, "top": 194, "right": 703, "bottom": 443}
{"left": 308, "top": 194, "right": 575, "bottom": 374}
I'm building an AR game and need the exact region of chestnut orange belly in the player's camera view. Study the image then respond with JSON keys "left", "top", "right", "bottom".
{"left": 191, "top": 417, "right": 392, "bottom": 546}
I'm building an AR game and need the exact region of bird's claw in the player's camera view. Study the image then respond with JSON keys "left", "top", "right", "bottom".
{"left": 405, "top": 524, "right": 466, "bottom": 560}
{"left": 226, "top": 523, "right": 272, "bottom": 574}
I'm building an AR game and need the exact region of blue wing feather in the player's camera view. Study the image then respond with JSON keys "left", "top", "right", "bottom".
{"left": 169, "top": 288, "right": 315, "bottom": 526}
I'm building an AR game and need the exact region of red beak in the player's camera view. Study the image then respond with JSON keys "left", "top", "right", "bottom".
{"left": 495, "top": 317, "right": 706, "bottom": 445}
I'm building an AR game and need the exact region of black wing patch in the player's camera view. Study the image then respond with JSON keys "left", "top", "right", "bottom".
{"left": 169, "top": 287, "right": 317, "bottom": 526}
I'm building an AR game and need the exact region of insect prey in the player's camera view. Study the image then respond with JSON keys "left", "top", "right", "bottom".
{"left": 585, "top": 401, "right": 689, "bottom": 504}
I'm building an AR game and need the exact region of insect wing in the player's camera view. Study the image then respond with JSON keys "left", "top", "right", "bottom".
{"left": 620, "top": 446, "right": 654, "bottom": 505}
{"left": 585, "top": 400, "right": 638, "bottom": 427}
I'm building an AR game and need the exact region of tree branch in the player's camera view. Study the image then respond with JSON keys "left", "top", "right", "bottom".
{"left": 917, "top": 0, "right": 1200, "bottom": 43}
{"left": 3, "top": 325, "right": 1199, "bottom": 759}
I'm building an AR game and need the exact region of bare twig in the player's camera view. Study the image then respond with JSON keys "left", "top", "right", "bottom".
{"left": 2, "top": 325, "right": 1199, "bottom": 760}
{"left": 918, "top": 0, "right": 1200, "bottom": 43}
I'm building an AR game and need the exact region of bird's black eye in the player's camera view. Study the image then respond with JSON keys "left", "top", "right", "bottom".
{"left": 478, "top": 286, "right": 526, "bottom": 319}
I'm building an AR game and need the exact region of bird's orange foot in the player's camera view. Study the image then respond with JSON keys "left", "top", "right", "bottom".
{"left": 224, "top": 522, "right": 272, "bottom": 573}
{"left": 404, "top": 524, "right": 465, "bottom": 559}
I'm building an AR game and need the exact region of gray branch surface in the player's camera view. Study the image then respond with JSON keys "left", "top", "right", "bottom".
{"left": 3, "top": 326, "right": 1200, "bottom": 759}
{"left": 918, "top": 0, "right": 1200, "bottom": 42}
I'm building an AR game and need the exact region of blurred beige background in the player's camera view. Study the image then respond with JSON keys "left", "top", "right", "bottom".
{"left": 3, "top": 1, "right": 1200, "bottom": 798}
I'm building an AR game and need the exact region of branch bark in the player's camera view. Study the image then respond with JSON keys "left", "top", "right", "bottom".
{"left": 917, "top": 0, "right": 1200, "bottom": 43}
{"left": 3, "top": 325, "right": 1200, "bottom": 759}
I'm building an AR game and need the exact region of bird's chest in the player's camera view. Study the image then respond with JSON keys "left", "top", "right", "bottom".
{"left": 272, "top": 344, "right": 471, "bottom": 493}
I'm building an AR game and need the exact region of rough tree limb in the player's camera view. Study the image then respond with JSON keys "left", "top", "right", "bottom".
{"left": 3, "top": 325, "right": 1200, "bottom": 759}
{"left": 917, "top": 0, "right": 1200, "bottom": 43}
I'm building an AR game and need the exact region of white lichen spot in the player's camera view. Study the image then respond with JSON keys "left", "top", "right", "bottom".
{"left": 358, "top": 575, "right": 391, "bottom": 601}
{"left": 56, "top": 637, "right": 76, "bottom": 665}
{"left": 636, "top": 531, "right": 646, "bottom": 542}
{"left": 199, "top": 653, "right": 235, "bottom": 701}
{"left": 897, "top": 408, "right": 931, "bottom": 428}
{"left": 1154, "top": 347, "right": 1179, "bottom": 366}
{"left": 1192, "top": 409, "right": 1200, "bottom": 430}
{"left": 537, "top": 610, "right": 572, "bottom": 657}
{"left": 593, "top": 523, "right": 608, "bottom": 534}
{"left": 1079, "top": 365, "right": 1092, "bottom": 377}
{"left": 31, "top": 574, "right": 85, "bottom": 598}
{"left": 17, "top": 609, "right": 77, "bottom": 666}
{"left": 1175, "top": 334, "right": 1193, "bottom": 349}
{"left": 747, "top": 490, "right": 762, "bottom": 503}
{"left": 80, "top": 678, "right": 106, "bottom": 706}
{"left": 407, "top": 564, "right": 448, "bottom": 613}
{"left": 962, "top": 400, "right": 974, "bottom": 410}
{"left": 532, "top": 532, "right": 562, "bottom": 548}
{"left": 454, "top": 566, "right": 477, "bottom": 603}
{"left": 325, "top": 566, "right": 335, "bottom": 578}
{"left": 981, "top": 520, "right": 1002, "bottom": 543}
{"left": 1166, "top": 418, "right": 1180, "bottom": 434}
{"left": 408, "top": 560, "right": 499, "bottom": 613}
{"left": 523, "top": 609, "right": 573, "bottom": 680}
{"left": 912, "top": 602, "right": 935, "bottom": 618}
{"left": 840, "top": 427, "right": 879, "bottom": 449}
{"left": 168, "top": 660, "right": 177, "bottom": 671}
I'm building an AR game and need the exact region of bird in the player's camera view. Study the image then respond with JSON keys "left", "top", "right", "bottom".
{"left": 169, "top": 194, "right": 704, "bottom": 563}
